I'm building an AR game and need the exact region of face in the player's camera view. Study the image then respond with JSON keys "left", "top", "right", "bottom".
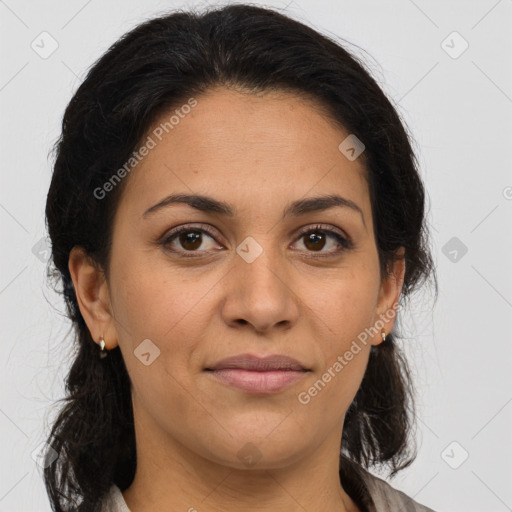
{"left": 72, "top": 86, "right": 404, "bottom": 471}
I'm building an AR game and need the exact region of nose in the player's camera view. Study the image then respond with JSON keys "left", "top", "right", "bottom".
{"left": 220, "top": 242, "right": 300, "bottom": 334}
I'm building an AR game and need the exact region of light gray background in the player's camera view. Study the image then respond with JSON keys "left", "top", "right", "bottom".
{"left": 1, "top": 0, "right": 511, "bottom": 510}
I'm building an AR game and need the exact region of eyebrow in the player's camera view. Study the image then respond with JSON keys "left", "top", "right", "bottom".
{"left": 142, "top": 193, "right": 365, "bottom": 226}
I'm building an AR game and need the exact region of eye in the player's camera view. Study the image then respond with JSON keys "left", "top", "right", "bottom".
{"left": 160, "top": 224, "right": 221, "bottom": 257}
{"left": 159, "top": 223, "right": 353, "bottom": 258}
{"left": 291, "top": 224, "right": 352, "bottom": 257}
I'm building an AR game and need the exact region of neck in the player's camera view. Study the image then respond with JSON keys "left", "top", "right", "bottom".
{"left": 122, "top": 408, "right": 359, "bottom": 512}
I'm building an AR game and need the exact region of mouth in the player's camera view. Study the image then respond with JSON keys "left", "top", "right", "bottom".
{"left": 204, "top": 354, "right": 311, "bottom": 394}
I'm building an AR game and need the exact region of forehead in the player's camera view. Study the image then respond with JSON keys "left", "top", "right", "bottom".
{"left": 119, "top": 87, "right": 370, "bottom": 219}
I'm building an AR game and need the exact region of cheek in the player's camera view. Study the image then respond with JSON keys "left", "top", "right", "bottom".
{"left": 109, "top": 247, "right": 225, "bottom": 388}
{"left": 110, "top": 251, "right": 212, "bottom": 430}
{"left": 304, "top": 260, "right": 380, "bottom": 339}
{"left": 111, "top": 245, "right": 207, "bottom": 341}
{"left": 298, "top": 263, "right": 378, "bottom": 407}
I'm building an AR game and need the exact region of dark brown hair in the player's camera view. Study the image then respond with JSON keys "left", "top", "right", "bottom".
{"left": 44, "top": 3, "right": 437, "bottom": 511}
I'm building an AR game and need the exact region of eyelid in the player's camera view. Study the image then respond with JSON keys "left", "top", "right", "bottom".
{"left": 162, "top": 222, "right": 217, "bottom": 237}
{"left": 294, "top": 223, "right": 351, "bottom": 243}
{"left": 162, "top": 222, "right": 350, "bottom": 240}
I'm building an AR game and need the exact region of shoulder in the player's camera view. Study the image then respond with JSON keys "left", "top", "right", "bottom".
{"left": 101, "top": 484, "right": 131, "bottom": 512}
{"left": 358, "top": 467, "right": 437, "bottom": 512}
{"left": 339, "top": 456, "right": 438, "bottom": 512}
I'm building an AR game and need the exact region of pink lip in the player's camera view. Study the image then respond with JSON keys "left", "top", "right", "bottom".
{"left": 205, "top": 354, "right": 310, "bottom": 394}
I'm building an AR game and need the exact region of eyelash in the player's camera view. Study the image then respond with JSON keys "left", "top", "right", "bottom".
{"left": 159, "top": 223, "right": 353, "bottom": 259}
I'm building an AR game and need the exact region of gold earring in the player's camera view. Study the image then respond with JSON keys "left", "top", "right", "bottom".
{"left": 99, "top": 336, "right": 108, "bottom": 359}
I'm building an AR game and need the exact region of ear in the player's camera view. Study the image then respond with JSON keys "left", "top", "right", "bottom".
{"left": 371, "top": 247, "right": 406, "bottom": 347}
{"left": 68, "top": 246, "right": 118, "bottom": 350}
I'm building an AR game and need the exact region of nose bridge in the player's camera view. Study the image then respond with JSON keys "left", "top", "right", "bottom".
{"left": 235, "top": 232, "right": 287, "bottom": 297}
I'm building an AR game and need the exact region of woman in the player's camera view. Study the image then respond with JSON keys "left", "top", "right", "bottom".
{"left": 44, "top": 4, "right": 438, "bottom": 511}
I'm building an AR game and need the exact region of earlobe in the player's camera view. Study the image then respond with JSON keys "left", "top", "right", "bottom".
{"left": 373, "top": 248, "right": 406, "bottom": 346}
{"left": 68, "top": 246, "right": 117, "bottom": 349}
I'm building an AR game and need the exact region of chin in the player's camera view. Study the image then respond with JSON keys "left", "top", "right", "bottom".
{"left": 195, "top": 422, "right": 310, "bottom": 470}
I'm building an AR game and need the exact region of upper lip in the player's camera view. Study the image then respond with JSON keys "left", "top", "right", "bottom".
{"left": 206, "top": 354, "right": 309, "bottom": 371}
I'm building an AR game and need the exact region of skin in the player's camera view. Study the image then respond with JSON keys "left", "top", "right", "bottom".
{"left": 69, "top": 86, "right": 405, "bottom": 512}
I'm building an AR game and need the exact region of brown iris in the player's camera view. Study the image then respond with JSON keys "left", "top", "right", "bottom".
{"left": 303, "top": 232, "right": 326, "bottom": 251}
{"left": 179, "top": 230, "right": 203, "bottom": 250}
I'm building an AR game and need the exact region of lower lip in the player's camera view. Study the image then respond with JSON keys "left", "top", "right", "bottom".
{"left": 207, "top": 369, "right": 307, "bottom": 394}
